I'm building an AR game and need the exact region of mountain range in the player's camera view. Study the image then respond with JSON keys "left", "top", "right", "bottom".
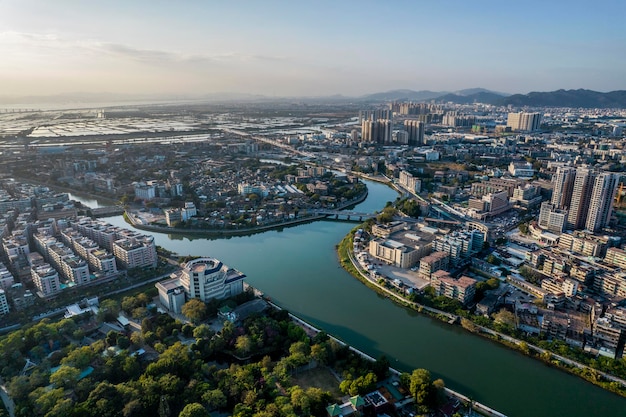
{"left": 2, "top": 88, "right": 626, "bottom": 109}
{"left": 359, "top": 88, "right": 626, "bottom": 108}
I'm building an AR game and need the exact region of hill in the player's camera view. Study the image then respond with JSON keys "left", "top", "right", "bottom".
{"left": 501, "top": 89, "right": 626, "bottom": 108}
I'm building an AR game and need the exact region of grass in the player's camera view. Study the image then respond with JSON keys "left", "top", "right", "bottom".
{"left": 291, "top": 367, "right": 343, "bottom": 400}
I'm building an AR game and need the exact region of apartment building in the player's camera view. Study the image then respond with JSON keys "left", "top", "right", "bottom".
{"left": 31, "top": 264, "right": 61, "bottom": 297}
{"left": 418, "top": 251, "right": 449, "bottom": 281}
{"left": 112, "top": 234, "right": 157, "bottom": 269}
{"left": 430, "top": 271, "right": 476, "bottom": 305}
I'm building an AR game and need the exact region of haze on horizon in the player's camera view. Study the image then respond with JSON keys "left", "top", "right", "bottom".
{"left": 1, "top": 0, "right": 625, "bottom": 100}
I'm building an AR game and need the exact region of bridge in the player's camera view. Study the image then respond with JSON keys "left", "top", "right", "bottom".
{"left": 312, "top": 209, "right": 376, "bottom": 221}
{"left": 221, "top": 128, "right": 316, "bottom": 159}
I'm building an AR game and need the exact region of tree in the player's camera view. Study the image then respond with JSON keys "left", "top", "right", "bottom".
{"left": 486, "top": 254, "right": 501, "bottom": 266}
{"left": 179, "top": 402, "right": 211, "bottom": 417}
{"left": 518, "top": 222, "right": 529, "bottom": 235}
{"left": 193, "top": 324, "right": 214, "bottom": 340}
{"left": 98, "top": 299, "right": 120, "bottom": 322}
{"left": 49, "top": 366, "right": 80, "bottom": 390}
{"left": 181, "top": 299, "right": 208, "bottom": 324}
{"left": 409, "top": 368, "right": 432, "bottom": 405}
{"left": 202, "top": 389, "right": 227, "bottom": 411}
{"left": 493, "top": 308, "right": 516, "bottom": 327}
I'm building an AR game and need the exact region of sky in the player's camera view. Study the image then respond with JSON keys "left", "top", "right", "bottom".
{"left": 0, "top": 0, "right": 625, "bottom": 99}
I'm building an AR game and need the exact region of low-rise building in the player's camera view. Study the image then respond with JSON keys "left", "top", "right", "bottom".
{"left": 430, "top": 271, "right": 476, "bottom": 305}
{"left": 179, "top": 257, "right": 246, "bottom": 303}
{"left": 112, "top": 234, "right": 157, "bottom": 269}
{"left": 31, "top": 263, "right": 61, "bottom": 297}
{"left": 418, "top": 251, "right": 449, "bottom": 281}
{"left": 156, "top": 275, "right": 187, "bottom": 314}
{"left": 369, "top": 228, "right": 435, "bottom": 269}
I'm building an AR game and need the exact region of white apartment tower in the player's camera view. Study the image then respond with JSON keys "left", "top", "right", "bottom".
{"left": 585, "top": 173, "right": 620, "bottom": 232}
{"left": 551, "top": 166, "right": 576, "bottom": 209}
{"left": 567, "top": 168, "right": 595, "bottom": 230}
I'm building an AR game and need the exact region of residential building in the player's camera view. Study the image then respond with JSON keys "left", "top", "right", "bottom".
{"left": 0, "top": 288, "right": 9, "bottom": 315}
{"left": 0, "top": 263, "right": 15, "bottom": 290}
{"left": 605, "top": 247, "right": 626, "bottom": 269}
{"left": 31, "top": 264, "right": 61, "bottom": 297}
{"left": 418, "top": 251, "right": 449, "bottom": 281}
{"left": 538, "top": 202, "right": 568, "bottom": 233}
{"left": 112, "top": 234, "right": 157, "bottom": 269}
{"left": 398, "top": 170, "right": 421, "bottom": 193}
{"left": 551, "top": 166, "right": 576, "bottom": 209}
{"left": 558, "top": 231, "right": 608, "bottom": 258}
{"left": 404, "top": 120, "right": 425, "bottom": 146}
{"left": 134, "top": 182, "right": 156, "bottom": 201}
{"left": 506, "top": 112, "right": 541, "bottom": 131}
{"left": 430, "top": 271, "right": 476, "bottom": 305}
{"left": 592, "top": 317, "right": 622, "bottom": 358}
{"left": 585, "top": 172, "right": 619, "bottom": 232}
{"left": 567, "top": 168, "right": 595, "bottom": 230}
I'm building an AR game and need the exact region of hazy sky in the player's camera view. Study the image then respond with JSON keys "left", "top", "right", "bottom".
{"left": 1, "top": 0, "right": 625, "bottom": 98}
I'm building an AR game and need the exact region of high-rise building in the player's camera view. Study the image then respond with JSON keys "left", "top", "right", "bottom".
{"left": 567, "top": 168, "right": 595, "bottom": 230}
{"left": 404, "top": 120, "right": 425, "bottom": 146}
{"left": 585, "top": 173, "right": 620, "bottom": 232}
{"left": 0, "top": 288, "right": 9, "bottom": 315}
{"left": 538, "top": 202, "right": 568, "bottom": 233}
{"left": 506, "top": 112, "right": 542, "bottom": 131}
{"left": 551, "top": 166, "right": 576, "bottom": 209}
{"left": 361, "top": 119, "right": 392, "bottom": 144}
{"left": 359, "top": 109, "right": 392, "bottom": 123}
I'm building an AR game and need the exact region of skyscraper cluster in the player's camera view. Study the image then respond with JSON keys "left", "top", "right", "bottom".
{"left": 540, "top": 166, "right": 620, "bottom": 233}
{"left": 404, "top": 120, "right": 425, "bottom": 146}
{"left": 361, "top": 118, "right": 392, "bottom": 144}
{"left": 360, "top": 109, "right": 392, "bottom": 144}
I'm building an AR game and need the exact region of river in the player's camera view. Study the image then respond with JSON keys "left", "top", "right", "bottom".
{"left": 72, "top": 182, "right": 626, "bottom": 417}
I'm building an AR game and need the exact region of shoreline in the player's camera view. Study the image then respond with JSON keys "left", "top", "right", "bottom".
{"left": 336, "top": 227, "right": 626, "bottom": 399}
{"left": 262, "top": 295, "right": 506, "bottom": 417}
{"left": 122, "top": 189, "right": 369, "bottom": 238}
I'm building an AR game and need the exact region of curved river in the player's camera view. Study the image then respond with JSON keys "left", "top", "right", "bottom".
{"left": 74, "top": 184, "right": 626, "bottom": 417}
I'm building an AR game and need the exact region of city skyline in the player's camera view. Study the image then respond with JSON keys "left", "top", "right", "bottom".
{"left": 1, "top": 0, "right": 625, "bottom": 99}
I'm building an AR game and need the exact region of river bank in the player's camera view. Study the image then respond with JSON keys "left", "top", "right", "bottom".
{"left": 122, "top": 189, "right": 369, "bottom": 238}
{"left": 337, "top": 226, "right": 626, "bottom": 398}
{"left": 281, "top": 301, "right": 506, "bottom": 417}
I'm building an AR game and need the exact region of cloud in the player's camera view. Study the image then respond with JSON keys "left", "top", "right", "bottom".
{"left": 0, "top": 31, "right": 287, "bottom": 66}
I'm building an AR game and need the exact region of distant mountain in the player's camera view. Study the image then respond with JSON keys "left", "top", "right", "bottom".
{"left": 453, "top": 88, "right": 510, "bottom": 97}
{"left": 501, "top": 89, "right": 626, "bottom": 108}
{"left": 359, "top": 89, "right": 445, "bottom": 101}
{"left": 434, "top": 91, "right": 507, "bottom": 104}
{"left": 359, "top": 88, "right": 508, "bottom": 103}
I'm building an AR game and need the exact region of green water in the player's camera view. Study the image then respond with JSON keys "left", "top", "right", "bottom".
{"left": 96, "top": 181, "right": 625, "bottom": 417}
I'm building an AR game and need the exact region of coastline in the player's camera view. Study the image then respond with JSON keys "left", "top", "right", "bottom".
{"left": 336, "top": 227, "right": 626, "bottom": 399}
